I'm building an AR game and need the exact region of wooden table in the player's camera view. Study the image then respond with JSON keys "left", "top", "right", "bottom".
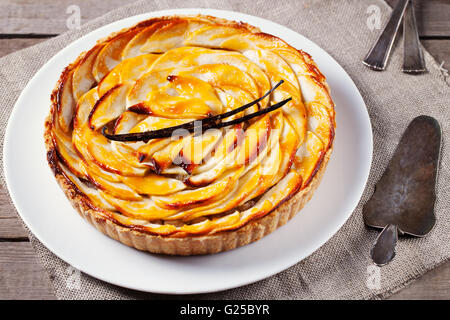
{"left": 0, "top": 0, "right": 449, "bottom": 300}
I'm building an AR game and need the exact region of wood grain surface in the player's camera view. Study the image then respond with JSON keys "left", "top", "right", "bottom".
{"left": 0, "top": 0, "right": 449, "bottom": 300}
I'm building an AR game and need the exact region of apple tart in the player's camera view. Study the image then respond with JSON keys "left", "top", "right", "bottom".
{"left": 45, "top": 15, "right": 335, "bottom": 255}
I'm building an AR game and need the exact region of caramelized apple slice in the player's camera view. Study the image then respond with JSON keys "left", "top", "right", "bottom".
{"left": 294, "top": 131, "right": 325, "bottom": 187}
{"left": 86, "top": 130, "right": 148, "bottom": 176}
{"left": 92, "top": 29, "right": 142, "bottom": 82}
{"left": 113, "top": 111, "right": 147, "bottom": 134}
{"left": 154, "top": 167, "right": 244, "bottom": 210}
{"left": 73, "top": 90, "right": 148, "bottom": 177}
{"left": 88, "top": 83, "right": 130, "bottom": 130}
{"left": 140, "top": 19, "right": 209, "bottom": 53}
{"left": 214, "top": 170, "right": 302, "bottom": 233}
{"left": 215, "top": 86, "right": 258, "bottom": 118}
{"left": 274, "top": 115, "right": 299, "bottom": 181}
{"left": 52, "top": 128, "right": 84, "bottom": 177}
{"left": 80, "top": 159, "right": 121, "bottom": 183}
{"left": 306, "top": 101, "right": 334, "bottom": 149}
{"left": 56, "top": 69, "right": 76, "bottom": 133}
{"left": 297, "top": 75, "right": 334, "bottom": 118}
{"left": 101, "top": 191, "right": 178, "bottom": 220}
{"left": 122, "top": 21, "right": 172, "bottom": 59}
{"left": 151, "top": 136, "right": 192, "bottom": 171}
{"left": 181, "top": 162, "right": 263, "bottom": 221}
{"left": 243, "top": 49, "right": 299, "bottom": 90}
{"left": 121, "top": 174, "right": 186, "bottom": 196}
{"left": 80, "top": 162, "right": 142, "bottom": 201}
{"left": 191, "top": 125, "right": 243, "bottom": 174}
{"left": 72, "top": 45, "right": 103, "bottom": 100}
{"left": 178, "top": 49, "right": 270, "bottom": 107}
{"left": 177, "top": 64, "right": 260, "bottom": 102}
{"left": 73, "top": 88, "right": 99, "bottom": 128}
{"left": 98, "top": 53, "right": 159, "bottom": 96}
{"left": 187, "top": 116, "right": 270, "bottom": 186}
{"left": 178, "top": 128, "right": 222, "bottom": 173}
{"left": 60, "top": 164, "right": 116, "bottom": 212}
{"left": 185, "top": 25, "right": 241, "bottom": 48}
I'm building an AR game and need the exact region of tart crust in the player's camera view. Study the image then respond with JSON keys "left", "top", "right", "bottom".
{"left": 44, "top": 14, "right": 335, "bottom": 255}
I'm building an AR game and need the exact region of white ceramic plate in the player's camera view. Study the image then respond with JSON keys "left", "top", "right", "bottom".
{"left": 3, "top": 8, "right": 372, "bottom": 294}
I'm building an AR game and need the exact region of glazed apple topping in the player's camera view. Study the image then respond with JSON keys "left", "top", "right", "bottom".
{"left": 50, "top": 16, "right": 334, "bottom": 236}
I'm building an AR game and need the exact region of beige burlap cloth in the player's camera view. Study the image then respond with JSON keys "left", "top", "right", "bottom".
{"left": 0, "top": 0, "right": 448, "bottom": 299}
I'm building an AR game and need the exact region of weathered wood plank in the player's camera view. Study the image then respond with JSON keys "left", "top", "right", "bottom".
{"left": 0, "top": 242, "right": 55, "bottom": 299}
{"left": 0, "top": 186, "right": 28, "bottom": 238}
{"left": 422, "top": 39, "right": 450, "bottom": 66}
{"left": 0, "top": 0, "right": 449, "bottom": 36}
{"left": 0, "top": 0, "right": 136, "bottom": 34}
{"left": 389, "top": 260, "right": 450, "bottom": 299}
{"left": 385, "top": 0, "right": 450, "bottom": 37}
{"left": 0, "top": 240, "right": 448, "bottom": 300}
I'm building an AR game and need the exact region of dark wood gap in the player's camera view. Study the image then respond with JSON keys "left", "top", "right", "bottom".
{"left": 0, "top": 33, "right": 58, "bottom": 39}
{"left": 420, "top": 35, "right": 450, "bottom": 40}
{"left": 0, "top": 237, "right": 29, "bottom": 242}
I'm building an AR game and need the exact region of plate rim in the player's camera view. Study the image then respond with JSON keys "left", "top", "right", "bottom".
{"left": 3, "top": 8, "right": 373, "bottom": 294}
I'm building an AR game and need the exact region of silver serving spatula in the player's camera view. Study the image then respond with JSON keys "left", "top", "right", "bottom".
{"left": 363, "top": 116, "right": 441, "bottom": 266}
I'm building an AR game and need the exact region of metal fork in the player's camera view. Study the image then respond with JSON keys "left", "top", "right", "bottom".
{"left": 363, "top": 0, "right": 409, "bottom": 71}
{"left": 402, "top": 0, "right": 427, "bottom": 73}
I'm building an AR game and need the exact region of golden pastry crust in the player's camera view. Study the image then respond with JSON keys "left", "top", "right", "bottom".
{"left": 44, "top": 15, "right": 335, "bottom": 255}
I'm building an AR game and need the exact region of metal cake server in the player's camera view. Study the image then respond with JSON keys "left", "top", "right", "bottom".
{"left": 402, "top": 0, "right": 426, "bottom": 73}
{"left": 363, "top": 0, "right": 409, "bottom": 71}
{"left": 363, "top": 116, "right": 442, "bottom": 266}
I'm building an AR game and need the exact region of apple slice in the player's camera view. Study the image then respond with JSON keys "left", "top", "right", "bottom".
{"left": 214, "top": 170, "right": 303, "bottom": 233}
{"left": 72, "top": 45, "right": 103, "bottom": 100}
{"left": 274, "top": 114, "right": 299, "bottom": 182}
{"left": 86, "top": 130, "right": 148, "bottom": 176}
{"left": 60, "top": 164, "right": 116, "bottom": 212}
{"left": 113, "top": 111, "right": 147, "bottom": 134}
{"left": 139, "top": 19, "right": 209, "bottom": 53}
{"left": 56, "top": 68, "right": 76, "bottom": 133}
{"left": 121, "top": 174, "right": 186, "bottom": 196}
{"left": 176, "top": 64, "right": 260, "bottom": 103}
{"left": 178, "top": 128, "right": 222, "bottom": 173}
{"left": 122, "top": 21, "right": 172, "bottom": 59}
{"left": 243, "top": 49, "right": 299, "bottom": 90}
{"left": 52, "top": 126, "right": 84, "bottom": 178}
{"left": 153, "top": 167, "right": 244, "bottom": 210}
{"left": 79, "top": 161, "right": 142, "bottom": 201}
{"left": 98, "top": 53, "right": 159, "bottom": 96}
{"left": 191, "top": 125, "right": 243, "bottom": 174}
{"left": 92, "top": 29, "right": 143, "bottom": 82}
{"left": 73, "top": 88, "right": 99, "bottom": 129}
{"left": 177, "top": 49, "right": 270, "bottom": 107}
{"left": 294, "top": 131, "right": 325, "bottom": 187}
{"left": 215, "top": 86, "right": 258, "bottom": 119}
{"left": 306, "top": 101, "right": 334, "bottom": 149}
{"left": 100, "top": 191, "right": 178, "bottom": 220}
{"left": 151, "top": 136, "right": 192, "bottom": 172}
{"left": 88, "top": 83, "right": 130, "bottom": 130}
{"left": 180, "top": 161, "right": 263, "bottom": 222}
{"left": 186, "top": 115, "right": 270, "bottom": 186}
{"left": 185, "top": 25, "right": 241, "bottom": 48}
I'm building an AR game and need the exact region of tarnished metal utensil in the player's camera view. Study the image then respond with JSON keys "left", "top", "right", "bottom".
{"left": 363, "top": 116, "right": 441, "bottom": 266}
{"left": 402, "top": 0, "right": 426, "bottom": 73}
{"left": 363, "top": 0, "right": 409, "bottom": 71}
